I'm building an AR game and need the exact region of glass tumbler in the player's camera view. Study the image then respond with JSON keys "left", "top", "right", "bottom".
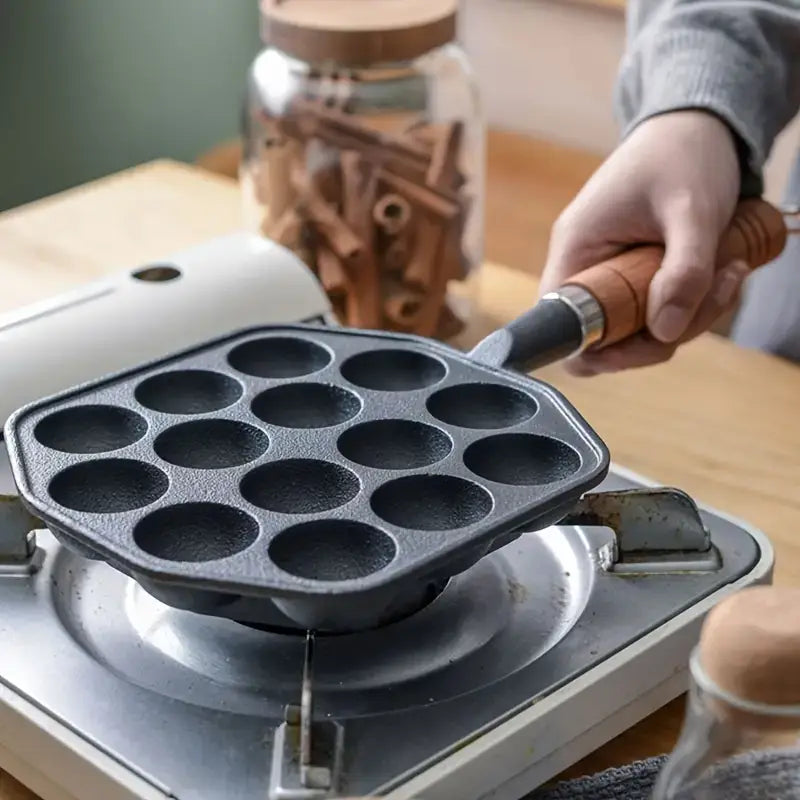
{"left": 652, "top": 585, "right": 800, "bottom": 799}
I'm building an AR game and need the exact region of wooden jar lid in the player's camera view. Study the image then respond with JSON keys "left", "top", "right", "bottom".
{"left": 260, "top": 0, "right": 458, "bottom": 65}
{"left": 698, "top": 586, "right": 800, "bottom": 706}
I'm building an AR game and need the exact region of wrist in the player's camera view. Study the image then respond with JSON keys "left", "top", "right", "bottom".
{"left": 677, "top": 109, "right": 757, "bottom": 199}
{"left": 615, "top": 30, "right": 772, "bottom": 198}
{"left": 633, "top": 109, "right": 749, "bottom": 196}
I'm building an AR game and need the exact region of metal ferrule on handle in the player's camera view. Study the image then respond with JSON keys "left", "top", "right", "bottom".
{"left": 543, "top": 285, "right": 605, "bottom": 350}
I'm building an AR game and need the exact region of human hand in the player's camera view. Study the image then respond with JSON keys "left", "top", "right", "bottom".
{"left": 540, "top": 110, "right": 748, "bottom": 375}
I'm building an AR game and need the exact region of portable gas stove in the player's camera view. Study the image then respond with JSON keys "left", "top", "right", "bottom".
{"left": 0, "top": 234, "right": 773, "bottom": 800}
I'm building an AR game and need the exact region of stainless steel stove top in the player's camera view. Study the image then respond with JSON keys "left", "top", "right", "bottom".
{"left": 0, "top": 237, "right": 775, "bottom": 800}
{"left": 0, "top": 462, "right": 771, "bottom": 800}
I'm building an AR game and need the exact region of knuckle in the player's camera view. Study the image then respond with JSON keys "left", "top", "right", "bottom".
{"left": 663, "top": 258, "right": 714, "bottom": 300}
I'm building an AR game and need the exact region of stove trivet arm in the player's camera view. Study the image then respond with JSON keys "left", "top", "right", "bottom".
{"left": 300, "top": 631, "right": 315, "bottom": 788}
{"left": 561, "top": 488, "right": 721, "bottom": 574}
{"left": 0, "top": 494, "right": 42, "bottom": 574}
{"left": 268, "top": 631, "right": 345, "bottom": 800}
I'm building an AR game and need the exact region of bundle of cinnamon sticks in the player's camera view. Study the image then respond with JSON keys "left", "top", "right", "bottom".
{"left": 255, "top": 96, "right": 471, "bottom": 340}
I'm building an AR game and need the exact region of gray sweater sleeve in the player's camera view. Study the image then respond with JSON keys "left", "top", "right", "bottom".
{"left": 614, "top": 0, "right": 800, "bottom": 195}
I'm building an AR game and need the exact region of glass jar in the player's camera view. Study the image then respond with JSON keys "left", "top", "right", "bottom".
{"left": 652, "top": 586, "right": 800, "bottom": 799}
{"left": 241, "top": 0, "right": 485, "bottom": 340}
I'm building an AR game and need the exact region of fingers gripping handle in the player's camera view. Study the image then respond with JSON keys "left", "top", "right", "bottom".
{"left": 562, "top": 198, "right": 789, "bottom": 347}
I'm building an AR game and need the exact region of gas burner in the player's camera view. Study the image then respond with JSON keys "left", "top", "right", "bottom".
{"left": 0, "top": 467, "right": 772, "bottom": 800}
{"left": 237, "top": 578, "right": 451, "bottom": 637}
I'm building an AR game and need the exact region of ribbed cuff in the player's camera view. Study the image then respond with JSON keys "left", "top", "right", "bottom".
{"left": 616, "top": 28, "right": 783, "bottom": 197}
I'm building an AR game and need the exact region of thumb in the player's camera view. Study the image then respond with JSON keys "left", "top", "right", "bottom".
{"left": 647, "top": 214, "right": 718, "bottom": 343}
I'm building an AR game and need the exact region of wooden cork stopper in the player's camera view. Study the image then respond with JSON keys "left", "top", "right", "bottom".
{"left": 699, "top": 586, "right": 800, "bottom": 708}
{"left": 260, "top": 0, "right": 458, "bottom": 65}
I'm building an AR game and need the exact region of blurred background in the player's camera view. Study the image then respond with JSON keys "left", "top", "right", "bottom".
{"left": 0, "top": 0, "right": 260, "bottom": 212}
{"left": 2, "top": 0, "right": 798, "bottom": 219}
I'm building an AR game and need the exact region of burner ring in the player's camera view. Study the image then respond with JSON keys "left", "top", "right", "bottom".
{"left": 236, "top": 578, "right": 450, "bottom": 637}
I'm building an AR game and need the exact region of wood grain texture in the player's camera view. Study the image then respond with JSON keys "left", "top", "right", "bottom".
{"left": 0, "top": 775, "right": 35, "bottom": 800}
{"left": 565, "top": 198, "right": 787, "bottom": 346}
{"left": 259, "top": 0, "right": 457, "bottom": 64}
{"left": 3, "top": 159, "right": 800, "bottom": 796}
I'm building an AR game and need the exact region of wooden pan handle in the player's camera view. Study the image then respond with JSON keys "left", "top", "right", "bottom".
{"left": 562, "top": 198, "right": 789, "bottom": 347}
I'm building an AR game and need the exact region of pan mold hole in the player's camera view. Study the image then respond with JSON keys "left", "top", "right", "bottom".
{"left": 241, "top": 459, "right": 360, "bottom": 513}
{"left": 34, "top": 405, "right": 147, "bottom": 454}
{"left": 426, "top": 383, "right": 538, "bottom": 429}
{"left": 338, "top": 420, "right": 452, "bottom": 470}
{"left": 154, "top": 420, "right": 269, "bottom": 469}
{"left": 340, "top": 349, "right": 447, "bottom": 391}
{"left": 269, "top": 520, "right": 396, "bottom": 581}
{"left": 227, "top": 336, "right": 332, "bottom": 379}
{"left": 48, "top": 459, "right": 169, "bottom": 513}
{"left": 251, "top": 383, "right": 361, "bottom": 428}
{"left": 371, "top": 475, "right": 493, "bottom": 531}
{"left": 134, "top": 503, "right": 259, "bottom": 562}
{"left": 464, "top": 433, "right": 582, "bottom": 485}
{"left": 135, "top": 370, "right": 242, "bottom": 415}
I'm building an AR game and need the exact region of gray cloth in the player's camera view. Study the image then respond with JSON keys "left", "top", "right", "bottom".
{"left": 530, "top": 748, "right": 800, "bottom": 799}
{"left": 614, "top": 0, "right": 800, "bottom": 197}
{"left": 612, "top": 0, "right": 800, "bottom": 361}
{"left": 731, "top": 145, "right": 800, "bottom": 359}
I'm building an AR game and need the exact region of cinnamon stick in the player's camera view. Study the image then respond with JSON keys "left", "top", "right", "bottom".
{"left": 316, "top": 243, "right": 349, "bottom": 299}
{"left": 377, "top": 169, "right": 459, "bottom": 220}
{"left": 404, "top": 214, "right": 446, "bottom": 291}
{"left": 384, "top": 285, "right": 424, "bottom": 332}
{"left": 340, "top": 151, "right": 382, "bottom": 329}
{"left": 409, "top": 223, "right": 458, "bottom": 338}
{"left": 289, "top": 97, "right": 433, "bottom": 161}
{"left": 383, "top": 237, "right": 411, "bottom": 273}
{"left": 426, "top": 121, "right": 463, "bottom": 190}
{"left": 311, "top": 161, "right": 343, "bottom": 205}
{"left": 263, "top": 207, "right": 302, "bottom": 248}
{"left": 373, "top": 193, "right": 412, "bottom": 236}
{"left": 340, "top": 151, "right": 374, "bottom": 240}
{"left": 291, "top": 163, "right": 364, "bottom": 262}
{"left": 279, "top": 101, "right": 431, "bottom": 184}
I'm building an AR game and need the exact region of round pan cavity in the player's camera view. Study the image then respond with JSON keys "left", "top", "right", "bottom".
{"left": 34, "top": 405, "right": 147, "bottom": 454}
{"left": 252, "top": 383, "right": 360, "bottom": 428}
{"left": 134, "top": 503, "right": 259, "bottom": 562}
{"left": 340, "top": 349, "right": 446, "bottom": 391}
{"left": 427, "top": 383, "right": 538, "bottom": 429}
{"left": 154, "top": 420, "right": 268, "bottom": 469}
{"left": 371, "top": 475, "right": 492, "bottom": 531}
{"left": 228, "top": 336, "right": 331, "bottom": 378}
{"left": 464, "top": 433, "right": 582, "bottom": 485}
{"left": 49, "top": 459, "right": 169, "bottom": 513}
{"left": 269, "top": 520, "right": 396, "bottom": 581}
{"left": 241, "top": 459, "right": 360, "bottom": 514}
{"left": 135, "top": 370, "right": 242, "bottom": 415}
{"left": 338, "top": 420, "right": 452, "bottom": 470}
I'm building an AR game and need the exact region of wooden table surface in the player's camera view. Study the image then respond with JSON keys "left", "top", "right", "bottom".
{"left": 2, "top": 160, "right": 800, "bottom": 799}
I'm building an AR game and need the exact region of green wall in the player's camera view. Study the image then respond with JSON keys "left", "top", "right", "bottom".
{"left": 0, "top": 0, "right": 260, "bottom": 211}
